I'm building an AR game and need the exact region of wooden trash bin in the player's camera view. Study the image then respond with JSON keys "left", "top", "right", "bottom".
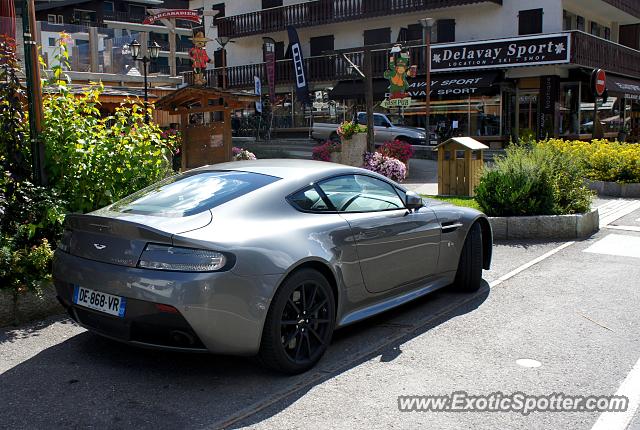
{"left": 436, "top": 137, "right": 488, "bottom": 197}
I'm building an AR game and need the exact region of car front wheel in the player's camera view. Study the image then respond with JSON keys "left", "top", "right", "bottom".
{"left": 259, "top": 268, "right": 336, "bottom": 374}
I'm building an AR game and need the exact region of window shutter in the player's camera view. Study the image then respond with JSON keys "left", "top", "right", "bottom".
{"left": 436, "top": 19, "right": 455, "bottom": 43}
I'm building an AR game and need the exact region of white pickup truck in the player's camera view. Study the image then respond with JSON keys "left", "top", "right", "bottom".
{"left": 312, "top": 112, "right": 436, "bottom": 146}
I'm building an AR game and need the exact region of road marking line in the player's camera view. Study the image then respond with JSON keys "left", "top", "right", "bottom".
{"left": 584, "top": 234, "right": 640, "bottom": 259}
{"left": 599, "top": 202, "right": 640, "bottom": 228}
{"left": 591, "top": 356, "right": 640, "bottom": 430}
{"left": 605, "top": 225, "right": 640, "bottom": 233}
{"left": 489, "top": 241, "right": 575, "bottom": 288}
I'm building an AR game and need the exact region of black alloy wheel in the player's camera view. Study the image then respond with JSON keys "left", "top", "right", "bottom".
{"left": 259, "top": 269, "right": 336, "bottom": 374}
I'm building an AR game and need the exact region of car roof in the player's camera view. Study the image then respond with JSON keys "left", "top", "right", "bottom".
{"left": 194, "top": 159, "right": 360, "bottom": 181}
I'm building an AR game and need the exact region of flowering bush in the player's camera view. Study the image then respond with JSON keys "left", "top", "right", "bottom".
{"left": 336, "top": 121, "right": 367, "bottom": 140}
{"left": 363, "top": 152, "right": 407, "bottom": 182}
{"left": 232, "top": 147, "right": 257, "bottom": 161}
{"left": 379, "top": 139, "right": 414, "bottom": 164}
{"left": 312, "top": 140, "right": 341, "bottom": 162}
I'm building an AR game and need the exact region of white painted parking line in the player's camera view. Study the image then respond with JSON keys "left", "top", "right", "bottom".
{"left": 489, "top": 241, "right": 575, "bottom": 288}
{"left": 605, "top": 225, "right": 640, "bottom": 233}
{"left": 598, "top": 201, "right": 640, "bottom": 228}
{"left": 591, "top": 356, "right": 640, "bottom": 430}
{"left": 583, "top": 234, "right": 640, "bottom": 259}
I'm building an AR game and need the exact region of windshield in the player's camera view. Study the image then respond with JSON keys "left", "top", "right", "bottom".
{"left": 111, "top": 171, "right": 280, "bottom": 217}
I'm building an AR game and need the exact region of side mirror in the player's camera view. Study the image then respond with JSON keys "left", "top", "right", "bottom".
{"left": 404, "top": 191, "right": 423, "bottom": 211}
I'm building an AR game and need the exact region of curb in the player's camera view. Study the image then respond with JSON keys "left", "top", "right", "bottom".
{"left": 489, "top": 209, "right": 599, "bottom": 240}
{"left": 587, "top": 180, "right": 640, "bottom": 198}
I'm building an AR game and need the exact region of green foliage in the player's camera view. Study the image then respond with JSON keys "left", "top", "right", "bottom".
{"left": 474, "top": 143, "right": 593, "bottom": 217}
{"left": 40, "top": 32, "right": 177, "bottom": 213}
{"left": 423, "top": 195, "right": 481, "bottom": 211}
{"left": 539, "top": 139, "right": 640, "bottom": 184}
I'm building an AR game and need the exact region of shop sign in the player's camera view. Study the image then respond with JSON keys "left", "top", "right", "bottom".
{"left": 382, "top": 45, "right": 416, "bottom": 107}
{"left": 143, "top": 9, "right": 201, "bottom": 25}
{"left": 431, "top": 33, "right": 570, "bottom": 72}
{"left": 399, "top": 73, "right": 498, "bottom": 98}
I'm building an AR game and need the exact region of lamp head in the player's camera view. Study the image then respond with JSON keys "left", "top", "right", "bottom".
{"left": 130, "top": 39, "right": 141, "bottom": 59}
{"left": 149, "top": 41, "right": 161, "bottom": 59}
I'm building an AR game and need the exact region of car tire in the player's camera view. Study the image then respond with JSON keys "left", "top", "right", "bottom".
{"left": 259, "top": 268, "right": 336, "bottom": 374}
{"left": 453, "top": 222, "right": 483, "bottom": 292}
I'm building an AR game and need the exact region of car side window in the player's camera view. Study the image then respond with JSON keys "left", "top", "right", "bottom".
{"left": 317, "top": 175, "right": 405, "bottom": 213}
{"left": 373, "top": 115, "right": 388, "bottom": 127}
{"left": 288, "top": 186, "right": 331, "bottom": 212}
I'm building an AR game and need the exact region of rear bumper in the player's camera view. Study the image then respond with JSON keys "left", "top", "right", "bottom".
{"left": 53, "top": 250, "right": 282, "bottom": 355}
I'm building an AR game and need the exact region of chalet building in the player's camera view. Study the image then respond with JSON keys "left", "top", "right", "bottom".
{"left": 34, "top": 0, "right": 194, "bottom": 76}
{"left": 193, "top": 0, "right": 640, "bottom": 144}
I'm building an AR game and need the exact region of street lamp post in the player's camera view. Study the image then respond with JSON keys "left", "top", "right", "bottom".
{"left": 215, "top": 36, "right": 231, "bottom": 89}
{"left": 128, "top": 39, "right": 160, "bottom": 123}
{"left": 420, "top": 18, "right": 434, "bottom": 140}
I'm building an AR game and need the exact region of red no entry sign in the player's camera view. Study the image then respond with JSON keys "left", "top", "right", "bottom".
{"left": 593, "top": 69, "right": 607, "bottom": 97}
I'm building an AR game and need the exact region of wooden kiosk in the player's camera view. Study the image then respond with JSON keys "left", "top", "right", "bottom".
{"left": 155, "top": 86, "right": 258, "bottom": 170}
{"left": 436, "top": 137, "right": 488, "bottom": 197}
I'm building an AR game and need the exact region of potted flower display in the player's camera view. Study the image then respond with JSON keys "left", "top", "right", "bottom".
{"left": 232, "top": 147, "right": 257, "bottom": 161}
{"left": 363, "top": 152, "right": 407, "bottom": 182}
{"left": 336, "top": 121, "right": 367, "bottom": 167}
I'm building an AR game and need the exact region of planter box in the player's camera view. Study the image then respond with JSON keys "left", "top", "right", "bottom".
{"left": 587, "top": 180, "right": 640, "bottom": 198}
{"left": 489, "top": 209, "right": 599, "bottom": 240}
{"left": 340, "top": 134, "right": 367, "bottom": 167}
{"left": 0, "top": 283, "right": 63, "bottom": 327}
{"left": 329, "top": 152, "right": 341, "bottom": 164}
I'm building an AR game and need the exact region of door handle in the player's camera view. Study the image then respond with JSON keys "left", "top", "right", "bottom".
{"left": 441, "top": 222, "right": 463, "bottom": 232}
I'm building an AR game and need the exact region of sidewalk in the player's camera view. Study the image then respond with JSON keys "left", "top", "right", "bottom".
{"left": 404, "top": 158, "right": 438, "bottom": 195}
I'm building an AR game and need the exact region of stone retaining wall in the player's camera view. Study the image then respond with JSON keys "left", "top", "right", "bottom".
{"left": 587, "top": 180, "right": 640, "bottom": 198}
{"left": 0, "top": 284, "right": 63, "bottom": 327}
{"left": 489, "top": 209, "right": 599, "bottom": 240}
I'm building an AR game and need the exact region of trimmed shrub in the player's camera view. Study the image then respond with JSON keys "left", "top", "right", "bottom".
{"left": 475, "top": 143, "right": 593, "bottom": 216}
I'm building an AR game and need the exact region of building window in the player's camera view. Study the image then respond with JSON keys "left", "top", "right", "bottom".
{"left": 47, "top": 14, "right": 63, "bottom": 24}
{"left": 103, "top": 2, "right": 114, "bottom": 13}
{"left": 590, "top": 21, "right": 601, "bottom": 37}
{"left": 48, "top": 37, "right": 56, "bottom": 47}
{"left": 518, "top": 9, "right": 543, "bottom": 35}
{"left": 310, "top": 35, "right": 334, "bottom": 57}
{"left": 436, "top": 19, "right": 455, "bottom": 43}
{"left": 364, "top": 28, "right": 391, "bottom": 46}
{"left": 58, "top": 15, "right": 63, "bottom": 24}
{"left": 563, "top": 10, "right": 574, "bottom": 31}
{"left": 577, "top": 16, "right": 585, "bottom": 31}
{"left": 604, "top": 27, "right": 611, "bottom": 40}
{"left": 212, "top": 3, "right": 225, "bottom": 19}
{"left": 262, "top": 0, "right": 282, "bottom": 8}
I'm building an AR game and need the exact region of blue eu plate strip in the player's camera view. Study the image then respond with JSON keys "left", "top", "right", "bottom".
{"left": 72, "top": 285, "right": 79, "bottom": 304}
{"left": 118, "top": 297, "right": 127, "bottom": 318}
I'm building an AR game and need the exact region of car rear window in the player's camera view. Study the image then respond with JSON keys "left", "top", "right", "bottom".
{"left": 111, "top": 171, "right": 280, "bottom": 217}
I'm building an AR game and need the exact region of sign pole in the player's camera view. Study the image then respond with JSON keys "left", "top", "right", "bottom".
{"left": 364, "top": 47, "right": 375, "bottom": 153}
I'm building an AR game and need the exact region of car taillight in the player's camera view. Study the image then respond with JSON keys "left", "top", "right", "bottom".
{"left": 137, "top": 244, "right": 229, "bottom": 272}
{"left": 57, "top": 229, "right": 72, "bottom": 252}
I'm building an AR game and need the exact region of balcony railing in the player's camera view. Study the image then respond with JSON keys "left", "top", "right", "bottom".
{"left": 217, "top": 0, "right": 503, "bottom": 38}
{"left": 103, "top": 11, "right": 147, "bottom": 24}
{"left": 571, "top": 31, "right": 640, "bottom": 78}
{"left": 602, "top": 0, "right": 640, "bottom": 19}
{"left": 185, "top": 31, "right": 640, "bottom": 89}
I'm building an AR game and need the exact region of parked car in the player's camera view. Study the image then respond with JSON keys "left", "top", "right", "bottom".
{"left": 312, "top": 112, "right": 438, "bottom": 146}
{"left": 53, "top": 160, "right": 492, "bottom": 374}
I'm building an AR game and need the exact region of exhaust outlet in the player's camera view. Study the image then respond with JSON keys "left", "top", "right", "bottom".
{"left": 170, "top": 330, "right": 195, "bottom": 346}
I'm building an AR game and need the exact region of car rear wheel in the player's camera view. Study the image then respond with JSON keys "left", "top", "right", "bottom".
{"left": 453, "top": 222, "right": 483, "bottom": 292}
{"left": 259, "top": 268, "right": 336, "bottom": 374}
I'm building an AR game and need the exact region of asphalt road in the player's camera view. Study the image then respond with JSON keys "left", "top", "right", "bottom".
{"left": 1, "top": 203, "right": 640, "bottom": 430}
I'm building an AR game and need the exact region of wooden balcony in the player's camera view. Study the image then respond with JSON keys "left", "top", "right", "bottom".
{"left": 217, "top": 0, "right": 503, "bottom": 38}
{"left": 602, "top": 0, "right": 640, "bottom": 19}
{"left": 184, "top": 31, "right": 640, "bottom": 89}
{"left": 571, "top": 31, "right": 640, "bottom": 78}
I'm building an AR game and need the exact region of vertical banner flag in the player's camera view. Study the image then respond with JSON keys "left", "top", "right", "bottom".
{"left": 262, "top": 37, "right": 277, "bottom": 104}
{"left": 0, "top": 0, "right": 16, "bottom": 40}
{"left": 254, "top": 76, "right": 263, "bottom": 113}
{"left": 287, "top": 26, "right": 311, "bottom": 105}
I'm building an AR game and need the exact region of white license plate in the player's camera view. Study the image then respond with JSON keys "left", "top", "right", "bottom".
{"left": 73, "top": 286, "right": 126, "bottom": 318}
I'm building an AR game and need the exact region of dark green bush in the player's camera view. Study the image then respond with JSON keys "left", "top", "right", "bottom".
{"left": 475, "top": 143, "right": 593, "bottom": 216}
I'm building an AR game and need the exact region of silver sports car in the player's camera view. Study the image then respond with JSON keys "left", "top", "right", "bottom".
{"left": 53, "top": 159, "right": 492, "bottom": 374}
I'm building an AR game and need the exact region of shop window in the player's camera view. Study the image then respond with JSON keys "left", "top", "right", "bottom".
{"left": 364, "top": 28, "right": 391, "bottom": 46}
{"left": 310, "top": 35, "right": 334, "bottom": 57}
{"left": 577, "top": 16, "right": 585, "bottom": 31}
{"left": 519, "top": 9, "right": 543, "bottom": 35}
{"left": 560, "top": 83, "right": 580, "bottom": 136}
{"left": 436, "top": 19, "right": 455, "bottom": 43}
{"left": 262, "top": 0, "right": 282, "bottom": 8}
